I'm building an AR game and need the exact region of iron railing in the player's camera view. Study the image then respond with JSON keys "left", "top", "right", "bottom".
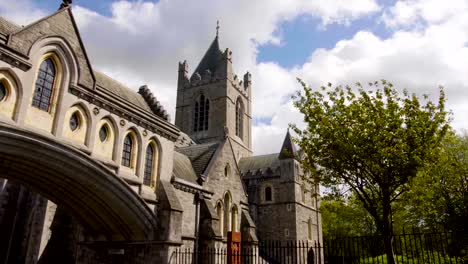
{"left": 170, "top": 230, "right": 467, "bottom": 264}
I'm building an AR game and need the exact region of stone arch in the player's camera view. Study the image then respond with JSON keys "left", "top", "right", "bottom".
{"left": 0, "top": 69, "right": 22, "bottom": 121}
{"left": 0, "top": 123, "right": 156, "bottom": 241}
{"left": 28, "top": 36, "right": 79, "bottom": 86}
{"left": 94, "top": 116, "right": 118, "bottom": 161}
{"left": 62, "top": 103, "right": 91, "bottom": 146}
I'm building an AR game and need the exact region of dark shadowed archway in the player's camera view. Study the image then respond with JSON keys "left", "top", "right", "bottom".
{"left": 0, "top": 122, "right": 157, "bottom": 241}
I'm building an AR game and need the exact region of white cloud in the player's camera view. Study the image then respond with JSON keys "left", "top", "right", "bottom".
{"left": 0, "top": 0, "right": 46, "bottom": 25}
{"left": 294, "top": 0, "right": 468, "bottom": 135}
{"left": 67, "top": 0, "right": 380, "bottom": 154}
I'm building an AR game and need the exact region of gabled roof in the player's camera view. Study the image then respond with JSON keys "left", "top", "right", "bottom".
{"left": 192, "top": 36, "right": 222, "bottom": 78}
{"left": 6, "top": 7, "right": 96, "bottom": 88}
{"left": 239, "top": 153, "right": 280, "bottom": 173}
{"left": 94, "top": 71, "right": 153, "bottom": 113}
{"left": 176, "top": 142, "right": 220, "bottom": 176}
{"left": 173, "top": 152, "right": 198, "bottom": 184}
{"left": 278, "top": 129, "right": 297, "bottom": 159}
{"left": 0, "top": 17, "right": 20, "bottom": 36}
{"left": 0, "top": 11, "right": 170, "bottom": 121}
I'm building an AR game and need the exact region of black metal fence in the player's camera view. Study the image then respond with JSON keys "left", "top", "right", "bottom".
{"left": 324, "top": 229, "right": 467, "bottom": 264}
{"left": 170, "top": 230, "right": 467, "bottom": 264}
{"left": 170, "top": 241, "right": 320, "bottom": 264}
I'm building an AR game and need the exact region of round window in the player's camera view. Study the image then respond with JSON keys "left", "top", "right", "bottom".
{"left": 0, "top": 82, "right": 6, "bottom": 101}
{"left": 99, "top": 125, "right": 108, "bottom": 142}
{"left": 69, "top": 113, "right": 80, "bottom": 131}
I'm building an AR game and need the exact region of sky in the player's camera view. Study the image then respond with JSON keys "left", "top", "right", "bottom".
{"left": 1, "top": 0, "right": 467, "bottom": 155}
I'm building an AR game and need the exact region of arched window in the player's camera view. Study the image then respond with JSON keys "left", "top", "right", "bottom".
{"left": 216, "top": 202, "right": 224, "bottom": 236}
{"left": 193, "top": 94, "right": 209, "bottom": 132}
{"left": 121, "top": 135, "right": 133, "bottom": 167}
{"left": 144, "top": 144, "right": 155, "bottom": 187}
{"left": 231, "top": 205, "right": 238, "bottom": 232}
{"left": 224, "top": 192, "right": 232, "bottom": 236}
{"left": 0, "top": 81, "right": 6, "bottom": 101}
{"left": 308, "top": 218, "right": 313, "bottom": 240}
{"left": 236, "top": 98, "right": 244, "bottom": 139}
{"left": 224, "top": 163, "right": 230, "bottom": 177}
{"left": 265, "top": 186, "right": 272, "bottom": 202}
{"left": 33, "top": 58, "right": 56, "bottom": 111}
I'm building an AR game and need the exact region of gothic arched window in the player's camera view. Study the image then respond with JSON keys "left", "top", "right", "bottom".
{"left": 216, "top": 202, "right": 224, "bottom": 236}
{"left": 193, "top": 94, "right": 209, "bottom": 132}
{"left": 236, "top": 98, "right": 244, "bottom": 139}
{"left": 122, "top": 135, "right": 133, "bottom": 167}
{"left": 33, "top": 58, "right": 56, "bottom": 111}
{"left": 144, "top": 144, "right": 155, "bottom": 186}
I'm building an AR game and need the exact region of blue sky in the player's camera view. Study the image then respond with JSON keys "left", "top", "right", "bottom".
{"left": 34, "top": 0, "right": 393, "bottom": 68}
{"left": 2, "top": 0, "right": 468, "bottom": 154}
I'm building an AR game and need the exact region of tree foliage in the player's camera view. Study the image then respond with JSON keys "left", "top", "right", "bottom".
{"left": 398, "top": 132, "right": 468, "bottom": 232}
{"left": 291, "top": 80, "right": 450, "bottom": 264}
{"left": 321, "top": 195, "right": 377, "bottom": 239}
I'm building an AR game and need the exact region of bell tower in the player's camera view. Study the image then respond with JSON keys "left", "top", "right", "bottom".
{"left": 175, "top": 24, "right": 252, "bottom": 158}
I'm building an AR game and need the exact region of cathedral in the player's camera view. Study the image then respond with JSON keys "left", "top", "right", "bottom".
{"left": 0, "top": 2, "right": 321, "bottom": 263}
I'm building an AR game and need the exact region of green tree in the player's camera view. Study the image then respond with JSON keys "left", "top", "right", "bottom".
{"left": 291, "top": 80, "right": 450, "bottom": 264}
{"left": 402, "top": 132, "right": 468, "bottom": 232}
{"left": 321, "top": 195, "right": 377, "bottom": 239}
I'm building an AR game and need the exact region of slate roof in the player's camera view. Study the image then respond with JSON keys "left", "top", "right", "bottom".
{"left": 173, "top": 151, "right": 198, "bottom": 184}
{"left": 238, "top": 153, "right": 280, "bottom": 173}
{"left": 94, "top": 71, "right": 153, "bottom": 112}
{"left": 176, "top": 142, "right": 219, "bottom": 176}
{"left": 0, "top": 17, "right": 20, "bottom": 36}
{"left": 192, "top": 36, "right": 222, "bottom": 78}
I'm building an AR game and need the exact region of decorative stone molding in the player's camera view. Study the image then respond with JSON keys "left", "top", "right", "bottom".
{"left": 0, "top": 49, "right": 32, "bottom": 71}
{"left": 69, "top": 84, "right": 179, "bottom": 142}
{"left": 138, "top": 85, "right": 170, "bottom": 121}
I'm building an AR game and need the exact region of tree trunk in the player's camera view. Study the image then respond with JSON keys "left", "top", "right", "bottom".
{"left": 381, "top": 193, "right": 395, "bottom": 264}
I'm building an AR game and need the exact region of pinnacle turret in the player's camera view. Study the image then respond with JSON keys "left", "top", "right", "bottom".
{"left": 279, "top": 129, "right": 297, "bottom": 160}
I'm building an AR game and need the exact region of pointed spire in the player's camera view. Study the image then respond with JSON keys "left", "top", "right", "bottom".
{"left": 279, "top": 129, "right": 297, "bottom": 160}
{"left": 191, "top": 29, "right": 223, "bottom": 79}
{"left": 216, "top": 20, "right": 220, "bottom": 38}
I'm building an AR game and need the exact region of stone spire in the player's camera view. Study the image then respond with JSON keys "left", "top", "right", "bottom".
{"left": 191, "top": 30, "right": 223, "bottom": 79}
{"left": 279, "top": 129, "right": 297, "bottom": 160}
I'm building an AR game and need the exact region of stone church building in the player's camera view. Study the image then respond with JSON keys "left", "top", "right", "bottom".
{"left": 0, "top": 2, "right": 321, "bottom": 263}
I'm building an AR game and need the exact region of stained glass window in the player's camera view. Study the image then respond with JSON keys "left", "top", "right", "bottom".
{"left": 143, "top": 145, "right": 154, "bottom": 186}
{"left": 121, "top": 135, "right": 133, "bottom": 167}
{"left": 33, "top": 58, "right": 56, "bottom": 111}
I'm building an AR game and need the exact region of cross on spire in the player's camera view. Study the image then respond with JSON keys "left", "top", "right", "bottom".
{"left": 216, "top": 20, "right": 220, "bottom": 38}
{"left": 59, "top": 0, "right": 73, "bottom": 9}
